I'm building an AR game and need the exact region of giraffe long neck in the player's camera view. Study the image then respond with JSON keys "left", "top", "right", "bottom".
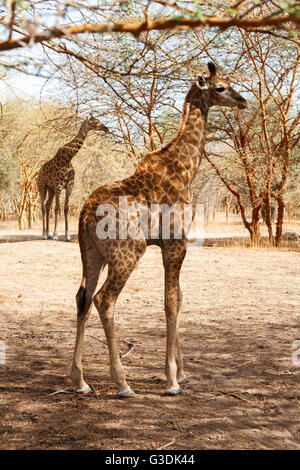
{"left": 168, "top": 86, "right": 209, "bottom": 186}
{"left": 60, "top": 123, "right": 89, "bottom": 164}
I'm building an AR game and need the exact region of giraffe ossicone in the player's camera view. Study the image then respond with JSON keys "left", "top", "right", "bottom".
{"left": 70, "top": 62, "right": 248, "bottom": 397}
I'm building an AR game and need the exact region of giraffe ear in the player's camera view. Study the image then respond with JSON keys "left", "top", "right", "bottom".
{"left": 208, "top": 62, "right": 217, "bottom": 77}
{"left": 196, "top": 75, "right": 208, "bottom": 89}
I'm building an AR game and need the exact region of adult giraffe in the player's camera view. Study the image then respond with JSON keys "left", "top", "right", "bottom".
{"left": 70, "top": 63, "right": 248, "bottom": 396}
{"left": 37, "top": 115, "right": 109, "bottom": 241}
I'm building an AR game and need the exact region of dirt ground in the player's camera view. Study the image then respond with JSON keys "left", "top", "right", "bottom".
{"left": 0, "top": 228, "right": 299, "bottom": 449}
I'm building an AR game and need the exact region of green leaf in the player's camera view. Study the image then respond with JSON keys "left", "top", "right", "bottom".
{"left": 288, "top": 29, "right": 297, "bottom": 38}
{"left": 226, "top": 8, "right": 237, "bottom": 15}
{"left": 173, "top": 15, "right": 183, "bottom": 24}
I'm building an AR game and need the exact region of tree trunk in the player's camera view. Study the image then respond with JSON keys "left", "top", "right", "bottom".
{"left": 263, "top": 193, "right": 274, "bottom": 246}
{"left": 213, "top": 206, "right": 216, "bottom": 223}
{"left": 275, "top": 197, "right": 285, "bottom": 247}
{"left": 225, "top": 195, "right": 229, "bottom": 225}
{"left": 18, "top": 209, "right": 25, "bottom": 230}
{"left": 249, "top": 225, "right": 260, "bottom": 246}
{"left": 27, "top": 202, "right": 32, "bottom": 229}
{"left": 0, "top": 205, "right": 6, "bottom": 221}
{"left": 247, "top": 205, "right": 262, "bottom": 247}
{"left": 204, "top": 203, "right": 209, "bottom": 226}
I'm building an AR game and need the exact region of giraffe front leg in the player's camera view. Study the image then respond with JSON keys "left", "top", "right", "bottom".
{"left": 52, "top": 190, "right": 61, "bottom": 240}
{"left": 41, "top": 199, "right": 47, "bottom": 240}
{"left": 45, "top": 188, "right": 54, "bottom": 239}
{"left": 164, "top": 288, "right": 183, "bottom": 395}
{"left": 38, "top": 183, "right": 48, "bottom": 239}
{"left": 176, "top": 334, "right": 189, "bottom": 385}
{"left": 162, "top": 241, "right": 187, "bottom": 395}
{"left": 64, "top": 183, "right": 73, "bottom": 242}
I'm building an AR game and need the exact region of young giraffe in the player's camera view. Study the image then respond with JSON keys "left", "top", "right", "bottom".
{"left": 70, "top": 63, "right": 248, "bottom": 397}
{"left": 37, "top": 116, "right": 109, "bottom": 241}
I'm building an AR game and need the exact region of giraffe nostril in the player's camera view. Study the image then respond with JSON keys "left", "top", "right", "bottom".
{"left": 236, "top": 96, "right": 248, "bottom": 109}
{"left": 238, "top": 100, "right": 248, "bottom": 109}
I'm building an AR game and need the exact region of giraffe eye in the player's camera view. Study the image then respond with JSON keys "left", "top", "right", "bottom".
{"left": 216, "top": 86, "right": 225, "bottom": 93}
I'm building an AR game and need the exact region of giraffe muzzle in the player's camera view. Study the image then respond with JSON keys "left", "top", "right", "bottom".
{"left": 237, "top": 98, "right": 249, "bottom": 109}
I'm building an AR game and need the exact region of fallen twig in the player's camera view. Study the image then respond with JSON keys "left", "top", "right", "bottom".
{"left": 86, "top": 334, "right": 107, "bottom": 347}
{"left": 46, "top": 388, "right": 73, "bottom": 396}
{"left": 219, "top": 390, "right": 251, "bottom": 403}
{"left": 120, "top": 340, "right": 135, "bottom": 358}
{"left": 90, "top": 383, "right": 99, "bottom": 400}
{"left": 86, "top": 333, "right": 122, "bottom": 356}
{"left": 157, "top": 438, "right": 176, "bottom": 450}
{"left": 86, "top": 334, "right": 135, "bottom": 359}
{"left": 238, "top": 360, "right": 254, "bottom": 368}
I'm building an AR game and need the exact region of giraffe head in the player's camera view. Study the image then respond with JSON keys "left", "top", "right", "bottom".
{"left": 84, "top": 115, "right": 109, "bottom": 133}
{"left": 196, "top": 62, "right": 248, "bottom": 110}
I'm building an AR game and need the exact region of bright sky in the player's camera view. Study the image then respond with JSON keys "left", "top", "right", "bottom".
{"left": 0, "top": 40, "right": 59, "bottom": 103}
{"left": 0, "top": 74, "right": 48, "bottom": 102}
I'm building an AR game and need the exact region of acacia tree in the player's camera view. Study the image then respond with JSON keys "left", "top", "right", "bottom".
{"left": 1, "top": 2, "right": 299, "bottom": 238}
{"left": 0, "top": 98, "right": 84, "bottom": 228}
{"left": 28, "top": 21, "right": 299, "bottom": 245}
{"left": 39, "top": 26, "right": 211, "bottom": 159}
{"left": 201, "top": 32, "right": 299, "bottom": 246}
{"left": 0, "top": 0, "right": 299, "bottom": 56}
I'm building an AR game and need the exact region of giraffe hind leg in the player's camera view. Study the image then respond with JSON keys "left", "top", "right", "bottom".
{"left": 93, "top": 239, "right": 146, "bottom": 397}
{"left": 70, "top": 235, "right": 105, "bottom": 393}
{"left": 38, "top": 183, "right": 48, "bottom": 239}
{"left": 45, "top": 188, "right": 55, "bottom": 239}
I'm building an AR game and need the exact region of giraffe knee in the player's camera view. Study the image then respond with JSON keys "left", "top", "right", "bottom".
{"left": 93, "top": 291, "right": 104, "bottom": 311}
{"left": 94, "top": 291, "right": 114, "bottom": 319}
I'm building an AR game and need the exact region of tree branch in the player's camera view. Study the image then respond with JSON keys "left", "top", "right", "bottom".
{"left": 0, "top": 13, "right": 299, "bottom": 52}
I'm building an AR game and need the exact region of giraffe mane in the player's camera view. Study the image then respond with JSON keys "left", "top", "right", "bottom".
{"left": 147, "top": 102, "right": 190, "bottom": 158}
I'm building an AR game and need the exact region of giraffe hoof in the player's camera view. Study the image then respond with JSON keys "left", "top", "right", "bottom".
{"left": 51, "top": 235, "right": 58, "bottom": 241}
{"left": 164, "top": 387, "right": 186, "bottom": 396}
{"left": 42, "top": 235, "right": 47, "bottom": 240}
{"left": 117, "top": 387, "right": 135, "bottom": 398}
{"left": 178, "top": 376, "right": 189, "bottom": 384}
{"left": 75, "top": 384, "right": 92, "bottom": 394}
{"left": 65, "top": 237, "right": 72, "bottom": 242}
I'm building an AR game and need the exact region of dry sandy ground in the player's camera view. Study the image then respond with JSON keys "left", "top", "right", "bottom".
{"left": 0, "top": 236, "right": 299, "bottom": 450}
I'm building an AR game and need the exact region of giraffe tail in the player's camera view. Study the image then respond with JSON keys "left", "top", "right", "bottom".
{"left": 76, "top": 216, "right": 89, "bottom": 317}
{"left": 76, "top": 215, "right": 103, "bottom": 317}
{"left": 76, "top": 286, "right": 87, "bottom": 317}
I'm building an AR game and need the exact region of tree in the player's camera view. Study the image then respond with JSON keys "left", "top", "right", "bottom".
{"left": 0, "top": 96, "right": 132, "bottom": 228}
{"left": 201, "top": 32, "right": 299, "bottom": 246}
{"left": 0, "top": 1, "right": 299, "bottom": 55}
{"left": 1, "top": 2, "right": 299, "bottom": 240}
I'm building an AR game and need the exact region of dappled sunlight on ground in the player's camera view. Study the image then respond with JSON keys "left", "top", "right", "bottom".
{"left": 0, "top": 235, "right": 299, "bottom": 449}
